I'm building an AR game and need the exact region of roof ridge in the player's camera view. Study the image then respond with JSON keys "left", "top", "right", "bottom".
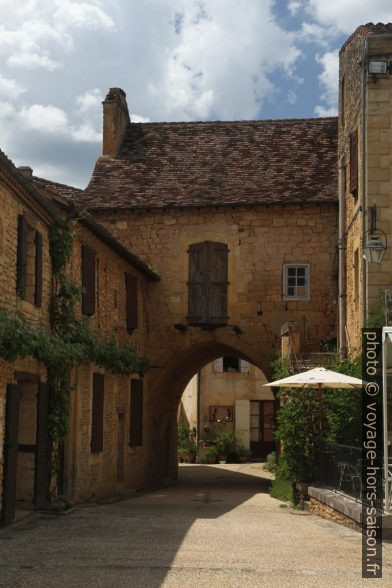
{"left": 340, "top": 22, "right": 392, "bottom": 54}
{"left": 128, "top": 117, "right": 338, "bottom": 126}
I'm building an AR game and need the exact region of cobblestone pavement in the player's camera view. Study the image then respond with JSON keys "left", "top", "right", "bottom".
{"left": 0, "top": 463, "right": 391, "bottom": 587}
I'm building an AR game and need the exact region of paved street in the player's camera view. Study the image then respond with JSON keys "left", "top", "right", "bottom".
{"left": 0, "top": 463, "right": 391, "bottom": 587}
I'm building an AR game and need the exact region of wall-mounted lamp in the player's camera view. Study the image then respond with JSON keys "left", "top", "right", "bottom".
{"left": 368, "top": 60, "right": 391, "bottom": 82}
{"left": 363, "top": 205, "right": 387, "bottom": 264}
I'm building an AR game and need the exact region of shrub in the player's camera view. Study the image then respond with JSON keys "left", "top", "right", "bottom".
{"left": 263, "top": 451, "right": 277, "bottom": 473}
{"left": 196, "top": 445, "right": 218, "bottom": 464}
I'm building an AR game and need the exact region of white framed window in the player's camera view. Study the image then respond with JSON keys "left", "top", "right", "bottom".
{"left": 283, "top": 264, "right": 310, "bottom": 300}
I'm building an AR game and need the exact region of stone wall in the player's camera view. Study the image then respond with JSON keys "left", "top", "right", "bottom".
{"left": 94, "top": 202, "right": 338, "bottom": 483}
{"left": 340, "top": 33, "right": 392, "bottom": 352}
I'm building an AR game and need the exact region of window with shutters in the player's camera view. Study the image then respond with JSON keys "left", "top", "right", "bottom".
{"left": 125, "top": 273, "right": 138, "bottom": 333}
{"left": 16, "top": 215, "right": 43, "bottom": 307}
{"left": 91, "top": 373, "right": 104, "bottom": 453}
{"left": 129, "top": 379, "right": 143, "bottom": 447}
{"left": 187, "top": 241, "right": 228, "bottom": 327}
{"left": 81, "top": 244, "right": 96, "bottom": 316}
{"left": 350, "top": 129, "right": 358, "bottom": 197}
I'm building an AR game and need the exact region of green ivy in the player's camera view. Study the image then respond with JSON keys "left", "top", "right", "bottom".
{"left": 0, "top": 222, "right": 150, "bottom": 498}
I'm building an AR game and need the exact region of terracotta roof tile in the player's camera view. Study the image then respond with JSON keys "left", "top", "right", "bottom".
{"left": 340, "top": 22, "right": 392, "bottom": 54}
{"left": 73, "top": 118, "right": 338, "bottom": 210}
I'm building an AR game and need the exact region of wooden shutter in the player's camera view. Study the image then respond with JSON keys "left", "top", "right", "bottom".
{"left": 34, "top": 231, "right": 43, "bottom": 307}
{"left": 34, "top": 382, "right": 49, "bottom": 510}
{"left": 1, "top": 384, "right": 19, "bottom": 526}
{"left": 16, "top": 215, "right": 28, "bottom": 298}
{"left": 209, "top": 242, "right": 228, "bottom": 324}
{"left": 81, "top": 245, "right": 96, "bottom": 315}
{"left": 187, "top": 242, "right": 208, "bottom": 324}
{"left": 350, "top": 129, "right": 358, "bottom": 194}
{"left": 125, "top": 273, "right": 138, "bottom": 332}
{"left": 240, "top": 360, "right": 250, "bottom": 373}
{"left": 91, "top": 373, "right": 104, "bottom": 453}
{"left": 129, "top": 379, "right": 143, "bottom": 447}
{"left": 213, "top": 358, "right": 223, "bottom": 372}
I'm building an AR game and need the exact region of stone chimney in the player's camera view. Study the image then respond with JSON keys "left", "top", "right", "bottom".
{"left": 102, "top": 88, "right": 130, "bottom": 157}
{"left": 18, "top": 166, "right": 33, "bottom": 179}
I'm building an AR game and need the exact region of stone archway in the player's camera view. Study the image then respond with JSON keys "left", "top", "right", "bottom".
{"left": 144, "top": 337, "right": 272, "bottom": 486}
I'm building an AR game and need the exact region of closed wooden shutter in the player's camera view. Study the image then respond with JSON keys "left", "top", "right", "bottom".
{"left": 187, "top": 242, "right": 208, "bottom": 324}
{"left": 350, "top": 129, "right": 358, "bottom": 194}
{"left": 125, "top": 273, "right": 138, "bottom": 332}
{"left": 209, "top": 242, "right": 228, "bottom": 324}
{"left": 91, "top": 373, "right": 104, "bottom": 453}
{"left": 34, "top": 231, "right": 43, "bottom": 307}
{"left": 16, "top": 215, "right": 28, "bottom": 298}
{"left": 1, "top": 384, "right": 19, "bottom": 526}
{"left": 129, "top": 379, "right": 143, "bottom": 447}
{"left": 81, "top": 245, "right": 96, "bottom": 316}
{"left": 187, "top": 241, "right": 228, "bottom": 326}
{"left": 34, "top": 382, "right": 49, "bottom": 509}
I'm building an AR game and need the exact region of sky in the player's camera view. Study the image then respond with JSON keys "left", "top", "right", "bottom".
{"left": 0, "top": 0, "right": 391, "bottom": 188}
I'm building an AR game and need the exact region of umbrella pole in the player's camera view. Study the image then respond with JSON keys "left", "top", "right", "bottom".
{"left": 317, "top": 383, "right": 324, "bottom": 434}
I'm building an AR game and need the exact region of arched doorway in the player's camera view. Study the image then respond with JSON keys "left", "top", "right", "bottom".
{"left": 144, "top": 339, "right": 274, "bottom": 486}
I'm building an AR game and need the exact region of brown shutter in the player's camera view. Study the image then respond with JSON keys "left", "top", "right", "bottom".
{"left": 350, "top": 129, "right": 358, "bottom": 194}
{"left": 129, "top": 379, "right": 143, "bottom": 447}
{"left": 91, "top": 373, "right": 104, "bottom": 453}
{"left": 81, "top": 245, "right": 96, "bottom": 315}
{"left": 34, "top": 382, "right": 49, "bottom": 510}
{"left": 34, "top": 231, "right": 43, "bottom": 307}
{"left": 187, "top": 242, "right": 208, "bottom": 324}
{"left": 208, "top": 242, "right": 228, "bottom": 325}
{"left": 16, "top": 215, "right": 28, "bottom": 298}
{"left": 1, "top": 384, "right": 19, "bottom": 526}
{"left": 125, "top": 273, "right": 138, "bottom": 333}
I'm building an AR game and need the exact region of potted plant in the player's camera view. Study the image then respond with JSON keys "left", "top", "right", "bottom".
{"left": 215, "top": 431, "right": 237, "bottom": 463}
{"left": 196, "top": 445, "right": 218, "bottom": 464}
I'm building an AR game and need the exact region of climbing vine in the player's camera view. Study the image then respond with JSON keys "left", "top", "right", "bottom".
{"left": 0, "top": 221, "right": 150, "bottom": 497}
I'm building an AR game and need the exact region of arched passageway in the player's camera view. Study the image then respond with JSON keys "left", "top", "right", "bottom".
{"left": 144, "top": 338, "right": 275, "bottom": 486}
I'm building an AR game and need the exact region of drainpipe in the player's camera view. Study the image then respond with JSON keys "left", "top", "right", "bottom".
{"left": 196, "top": 370, "right": 201, "bottom": 447}
{"left": 361, "top": 38, "right": 368, "bottom": 327}
{"left": 338, "top": 151, "right": 347, "bottom": 357}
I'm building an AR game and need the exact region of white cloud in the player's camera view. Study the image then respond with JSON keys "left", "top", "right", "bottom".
{"left": 288, "top": 1, "right": 302, "bottom": 16}
{"left": 302, "top": 0, "right": 392, "bottom": 34}
{"left": 314, "top": 50, "right": 339, "bottom": 117}
{"left": 53, "top": 0, "right": 115, "bottom": 31}
{"left": 131, "top": 113, "right": 151, "bottom": 123}
{"left": 149, "top": 0, "right": 301, "bottom": 120}
{"left": 8, "top": 52, "right": 61, "bottom": 71}
{"left": 20, "top": 104, "right": 69, "bottom": 134}
{"left": 0, "top": 75, "right": 25, "bottom": 99}
{"left": 76, "top": 88, "right": 103, "bottom": 112}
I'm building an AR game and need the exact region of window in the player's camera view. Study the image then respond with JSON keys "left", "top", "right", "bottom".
{"left": 16, "top": 215, "right": 43, "bottom": 306}
{"left": 223, "top": 356, "right": 239, "bottom": 372}
{"left": 81, "top": 244, "right": 96, "bottom": 315}
{"left": 187, "top": 241, "right": 228, "bottom": 326}
{"left": 125, "top": 273, "right": 138, "bottom": 333}
{"left": 350, "top": 129, "right": 358, "bottom": 197}
{"left": 91, "top": 373, "right": 104, "bottom": 453}
{"left": 129, "top": 379, "right": 143, "bottom": 447}
{"left": 283, "top": 264, "right": 310, "bottom": 300}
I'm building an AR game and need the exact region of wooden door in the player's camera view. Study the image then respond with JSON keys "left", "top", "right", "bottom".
{"left": 116, "top": 413, "right": 125, "bottom": 483}
{"left": 34, "top": 383, "right": 49, "bottom": 510}
{"left": 1, "top": 384, "right": 20, "bottom": 526}
{"left": 250, "top": 400, "right": 276, "bottom": 458}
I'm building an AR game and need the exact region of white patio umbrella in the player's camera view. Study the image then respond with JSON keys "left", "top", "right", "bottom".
{"left": 264, "top": 367, "right": 363, "bottom": 389}
{"left": 263, "top": 367, "right": 363, "bottom": 431}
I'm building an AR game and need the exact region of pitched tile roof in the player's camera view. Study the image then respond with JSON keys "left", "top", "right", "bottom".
{"left": 33, "top": 176, "right": 159, "bottom": 281}
{"left": 73, "top": 117, "right": 338, "bottom": 211}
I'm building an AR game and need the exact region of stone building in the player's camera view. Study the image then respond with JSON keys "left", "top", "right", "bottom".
{"left": 0, "top": 152, "right": 58, "bottom": 526}
{"left": 179, "top": 357, "right": 275, "bottom": 458}
{"left": 0, "top": 151, "right": 159, "bottom": 526}
{"left": 338, "top": 23, "right": 392, "bottom": 354}
{"left": 71, "top": 89, "right": 339, "bottom": 485}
